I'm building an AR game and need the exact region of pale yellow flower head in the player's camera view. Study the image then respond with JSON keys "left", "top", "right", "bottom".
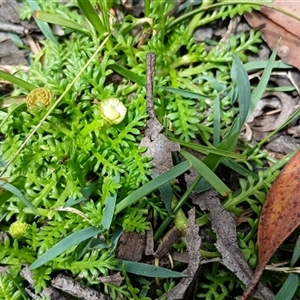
{"left": 8, "top": 221, "right": 28, "bottom": 239}
{"left": 98, "top": 98, "right": 127, "bottom": 124}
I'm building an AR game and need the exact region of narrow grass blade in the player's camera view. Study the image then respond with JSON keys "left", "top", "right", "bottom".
{"left": 180, "top": 150, "right": 231, "bottom": 197}
{"left": 77, "top": 0, "right": 106, "bottom": 34}
{"left": 0, "top": 70, "right": 36, "bottom": 91}
{"left": 29, "top": 226, "right": 102, "bottom": 270}
{"left": 116, "top": 260, "right": 185, "bottom": 278}
{"left": 221, "top": 157, "right": 259, "bottom": 179}
{"left": 26, "top": 0, "right": 57, "bottom": 44}
{"left": 274, "top": 273, "right": 298, "bottom": 300}
{"left": 162, "top": 87, "right": 210, "bottom": 100}
{"left": 194, "top": 132, "right": 240, "bottom": 192}
{"left": 213, "top": 95, "right": 221, "bottom": 146}
{"left": 170, "top": 138, "right": 246, "bottom": 159}
{"left": 248, "top": 42, "right": 278, "bottom": 119}
{"left": 244, "top": 60, "right": 292, "bottom": 71}
{"left": 0, "top": 180, "right": 38, "bottom": 214}
{"left": 231, "top": 54, "right": 250, "bottom": 127}
{"left": 115, "top": 161, "right": 191, "bottom": 214}
{"left": 110, "top": 64, "right": 145, "bottom": 86}
{"left": 291, "top": 236, "right": 300, "bottom": 267}
{"left": 158, "top": 182, "right": 173, "bottom": 215}
{"left": 77, "top": 0, "right": 112, "bottom": 50}
{"left": 33, "top": 11, "right": 90, "bottom": 35}
{"left": 7, "top": 33, "right": 23, "bottom": 48}
{"left": 102, "top": 194, "right": 116, "bottom": 230}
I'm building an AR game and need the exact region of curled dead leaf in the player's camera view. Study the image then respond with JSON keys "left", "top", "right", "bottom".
{"left": 244, "top": 1, "right": 300, "bottom": 70}
{"left": 247, "top": 92, "right": 295, "bottom": 132}
{"left": 241, "top": 149, "right": 300, "bottom": 299}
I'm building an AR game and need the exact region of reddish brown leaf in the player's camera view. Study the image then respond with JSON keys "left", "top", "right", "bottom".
{"left": 241, "top": 149, "right": 300, "bottom": 299}
{"left": 244, "top": 2, "right": 300, "bottom": 70}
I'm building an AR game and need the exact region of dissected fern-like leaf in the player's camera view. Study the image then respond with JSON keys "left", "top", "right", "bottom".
{"left": 119, "top": 209, "right": 150, "bottom": 233}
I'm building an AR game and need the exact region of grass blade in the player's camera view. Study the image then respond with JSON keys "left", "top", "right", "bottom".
{"left": 274, "top": 273, "right": 298, "bottom": 300}
{"left": 110, "top": 64, "right": 145, "bottom": 86}
{"left": 158, "top": 182, "right": 173, "bottom": 215}
{"left": 248, "top": 42, "right": 278, "bottom": 119}
{"left": 29, "top": 226, "right": 102, "bottom": 270}
{"left": 0, "top": 180, "right": 38, "bottom": 214}
{"left": 244, "top": 60, "right": 292, "bottom": 71}
{"left": 180, "top": 149, "right": 231, "bottom": 196}
{"left": 231, "top": 54, "right": 250, "bottom": 128}
{"left": 26, "top": 0, "right": 57, "bottom": 44}
{"left": 221, "top": 157, "right": 259, "bottom": 179}
{"left": 116, "top": 260, "right": 185, "bottom": 278}
{"left": 213, "top": 95, "right": 221, "bottom": 146}
{"left": 77, "top": 0, "right": 112, "bottom": 50}
{"left": 170, "top": 138, "right": 246, "bottom": 159}
{"left": 291, "top": 236, "right": 300, "bottom": 267}
{"left": 0, "top": 70, "right": 36, "bottom": 91}
{"left": 33, "top": 11, "right": 90, "bottom": 35}
{"left": 115, "top": 161, "right": 191, "bottom": 214}
{"left": 162, "top": 87, "right": 210, "bottom": 100}
{"left": 102, "top": 194, "right": 116, "bottom": 230}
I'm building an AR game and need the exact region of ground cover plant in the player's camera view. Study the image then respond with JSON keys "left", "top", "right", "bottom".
{"left": 1, "top": 0, "right": 300, "bottom": 299}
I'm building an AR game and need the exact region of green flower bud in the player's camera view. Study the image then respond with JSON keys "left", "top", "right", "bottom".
{"left": 98, "top": 98, "right": 127, "bottom": 124}
{"left": 8, "top": 221, "right": 28, "bottom": 239}
{"left": 174, "top": 208, "right": 188, "bottom": 232}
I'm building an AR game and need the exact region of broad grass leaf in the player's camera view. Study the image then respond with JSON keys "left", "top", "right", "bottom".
{"left": 115, "top": 160, "right": 191, "bottom": 214}
{"left": 242, "top": 149, "right": 300, "bottom": 299}
{"left": 29, "top": 226, "right": 102, "bottom": 270}
{"left": 274, "top": 273, "right": 298, "bottom": 300}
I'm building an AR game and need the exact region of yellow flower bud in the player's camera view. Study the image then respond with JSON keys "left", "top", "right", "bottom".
{"left": 98, "top": 98, "right": 127, "bottom": 124}
{"left": 26, "top": 87, "right": 52, "bottom": 114}
{"left": 8, "top": 221, "right": 28, "bottom": 239}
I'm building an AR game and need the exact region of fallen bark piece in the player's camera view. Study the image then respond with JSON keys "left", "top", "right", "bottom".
{"left": 193, "top": 190, "right": 274, "bottom": 300}
{"left": 160, "top": 208, "right": 202, "bottom": 300}
{"left": 116, "top": 231, "right": 145, "bottom": 261}
{"left": 140, "top": 53, "right": 180, "bottom": 173}
{"left": 20, "top": 266, "right": 67, "bottom": 300}
{"left": 52, "top": 274, "right": 110, "bottom": 300}
{"left": 154, "top": 226, "right": 181, "bottom": 259}
{"left": 98, "top": 272, "right": 124, "bottom": 286}
{"left": 242, "top": 149, "right": 300, "bottom": 299}
{"left": 145, "top": 224, "right": 154, "bottom": 256}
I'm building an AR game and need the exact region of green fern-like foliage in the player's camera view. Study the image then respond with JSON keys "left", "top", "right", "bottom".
{"left": 53, "top": 249, "right": 117, "bottom": 280}
{"left": 104, "top": 282, "right": 132, "bottom": 299}
{"left": 197, "top": 265, "right": 242, "bottom": 299}
{"left": 119, "top": 209, "right": 150, "bottom": 232}
{"left": 224, "top": 170, "right": 280, "bottom": 214}
{"left": 0, "top": 272, "right": 23, "bottom": 300}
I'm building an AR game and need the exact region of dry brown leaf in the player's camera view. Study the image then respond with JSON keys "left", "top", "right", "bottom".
{"left": 244, "top": 2, "right": 300, "bottom": 70}
{"left": 248, "top": 92, "right": 295, "bottom": 132}
{"left": 241, "top": 149, "right": 300, "bottom": 299}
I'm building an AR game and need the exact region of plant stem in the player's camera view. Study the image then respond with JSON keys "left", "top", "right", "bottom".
{"left": 153, "top": 174, "right": 202, "bottom": 241}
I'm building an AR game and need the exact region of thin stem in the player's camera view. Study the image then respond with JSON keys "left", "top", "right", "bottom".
{"left": 153, "top": 174, "right": 202, "bottom": 241}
